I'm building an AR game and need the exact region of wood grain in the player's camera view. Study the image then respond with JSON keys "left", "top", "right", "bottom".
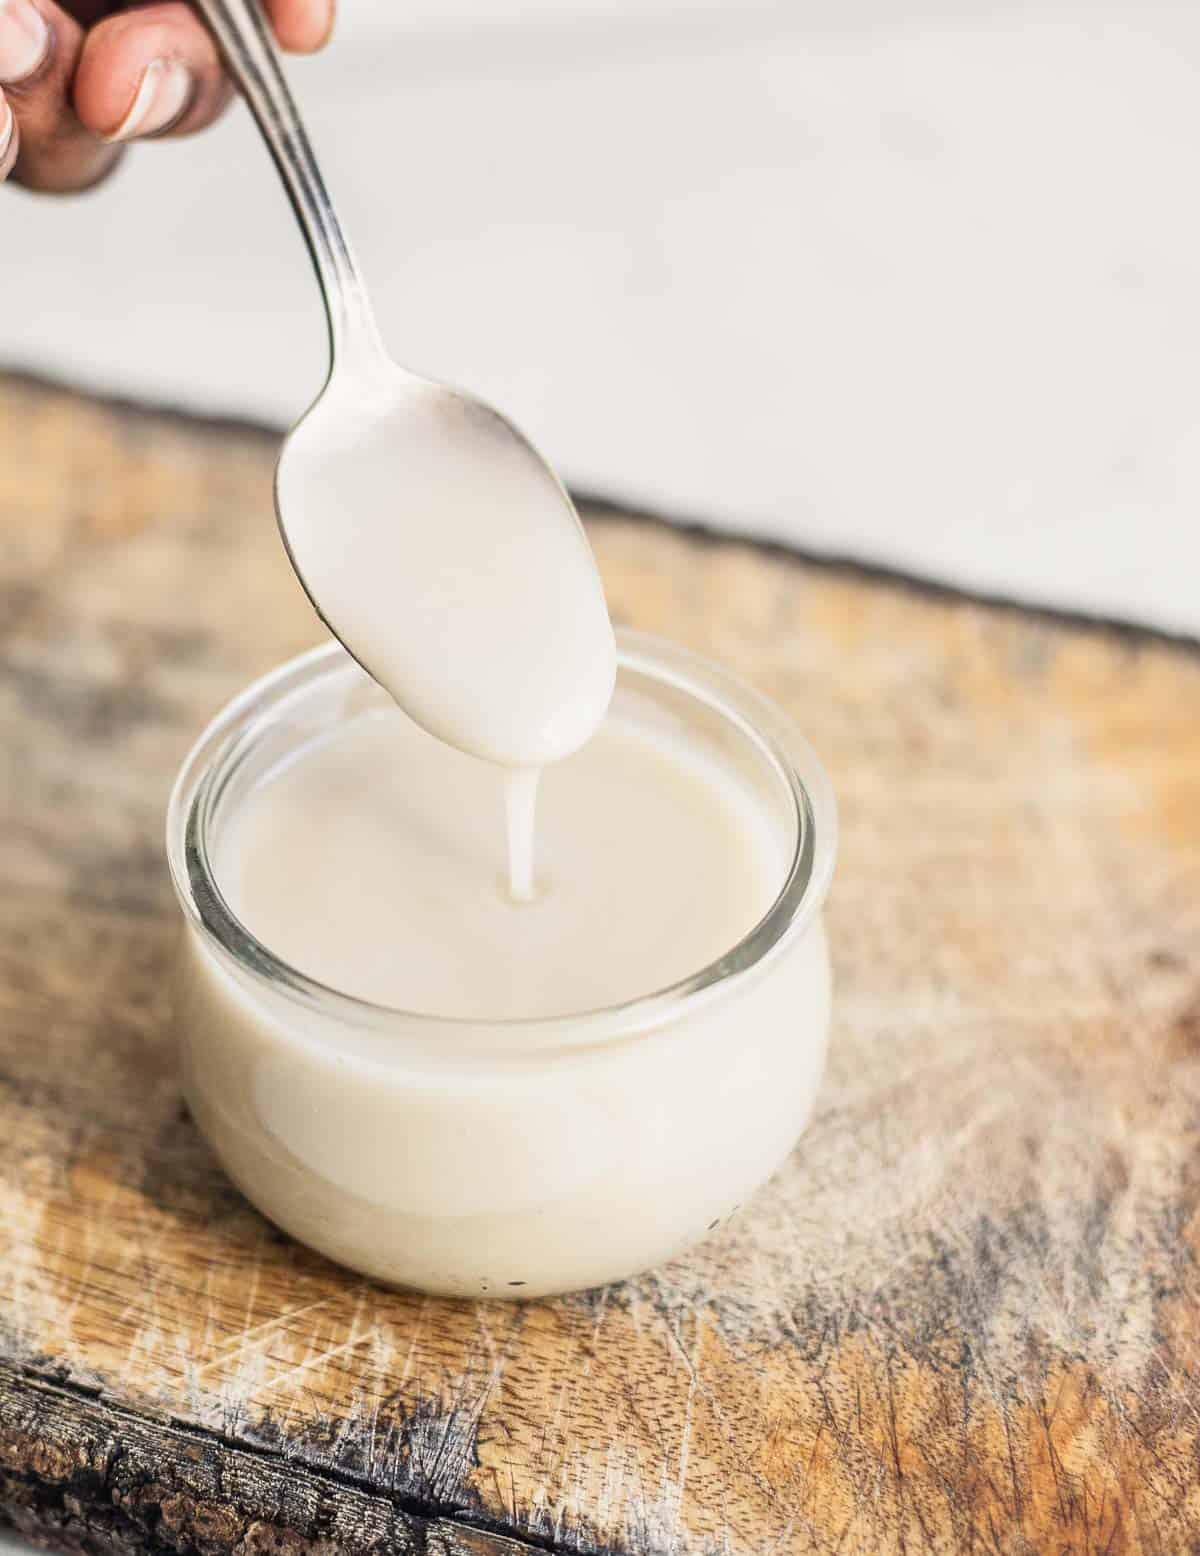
{"left": 1, "top": 372, "right": 1199, "bottom": 1556}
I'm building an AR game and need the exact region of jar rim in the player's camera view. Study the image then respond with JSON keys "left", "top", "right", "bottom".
{"left": 166, "top": 631, "right": 837, "bottom": 1053}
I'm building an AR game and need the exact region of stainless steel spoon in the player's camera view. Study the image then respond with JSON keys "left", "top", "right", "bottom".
{"left": 191, "top": 0, "right": 615, "bottom": 769}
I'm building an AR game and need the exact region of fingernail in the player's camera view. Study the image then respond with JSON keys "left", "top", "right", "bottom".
{"left": 0, "top": 0, "right": 50, "bottom": 86}
{"left": 106, "top": 58, "right": 193, "bottom": 143}
{"left": 0, "top": 97, "right": 17, "bottom": 177}
{"left": 317, "top": 0, "right": 336, "bottom": 49}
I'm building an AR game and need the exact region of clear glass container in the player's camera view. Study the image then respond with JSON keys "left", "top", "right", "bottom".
{"left": 167, "top": 631, "right": 837, "bottom": 1298}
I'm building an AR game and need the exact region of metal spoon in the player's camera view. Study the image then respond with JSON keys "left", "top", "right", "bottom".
{"left": 191, "top": 0, "right": 615, "bottom": 770}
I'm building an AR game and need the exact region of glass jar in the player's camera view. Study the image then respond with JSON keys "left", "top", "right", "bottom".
{"left": 167, "top": 631, "right": 837, "bottom": 1298}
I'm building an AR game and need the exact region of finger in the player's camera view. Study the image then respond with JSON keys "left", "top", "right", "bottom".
{"left": 262, "top": 0, "right": 333, "bottom": 54}
{"left": 0, "top": 87, "right": 18, "bottom": 179}
{"left": 0, "top": 0, "right": 120, "bottom": 191}
{"left": 74, "top": 3, "right": 233, "bottom": 141}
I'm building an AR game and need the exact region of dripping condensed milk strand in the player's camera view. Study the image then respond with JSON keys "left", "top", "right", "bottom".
{"left": 503, "top": 769, "right": 541, "bottom": 904}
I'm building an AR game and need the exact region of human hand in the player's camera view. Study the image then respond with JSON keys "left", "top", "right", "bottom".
{"left": 0, "top": 0, "right": 331, "bottom": 192}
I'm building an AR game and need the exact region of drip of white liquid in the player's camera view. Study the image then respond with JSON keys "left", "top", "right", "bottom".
{"left": 504, "top": 769, "right": 540, "bottom": 903}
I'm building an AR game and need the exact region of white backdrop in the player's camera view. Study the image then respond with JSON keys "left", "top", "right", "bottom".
{"left": 2, "top": 0, "right": 1199, "bottom": 634}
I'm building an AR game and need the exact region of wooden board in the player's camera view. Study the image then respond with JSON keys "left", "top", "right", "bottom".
{"left": 1, "top": 371, "right": 1199, "bottom": 1556}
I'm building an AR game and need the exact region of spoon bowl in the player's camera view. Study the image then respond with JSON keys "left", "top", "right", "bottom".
{"left": 278, "top": 364, "right": 615, "bottom": 767}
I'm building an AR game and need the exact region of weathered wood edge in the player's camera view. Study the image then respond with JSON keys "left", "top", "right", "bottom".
{"left": 0, "top": 1362, "right": 547, "bottom": 1556}
{"left": 4, "top": 364, "right": 1197, "bottom": 657}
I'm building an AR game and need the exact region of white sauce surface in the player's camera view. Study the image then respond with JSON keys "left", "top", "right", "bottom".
{"left": 215, "top": 706, "right": 784, "bottom": 1021}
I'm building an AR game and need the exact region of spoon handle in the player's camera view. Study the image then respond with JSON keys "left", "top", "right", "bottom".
{"left": 192, "top": 0, "right": 381, "bottom": 364}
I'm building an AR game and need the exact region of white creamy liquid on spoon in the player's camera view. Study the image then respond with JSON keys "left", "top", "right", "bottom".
{"left": 280, "top": 391, "right": 616, "bottom": 769}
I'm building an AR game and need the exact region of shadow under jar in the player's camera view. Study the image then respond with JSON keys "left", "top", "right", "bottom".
{"left": 167, "top": 632, "right": 837, "bottom": 1299}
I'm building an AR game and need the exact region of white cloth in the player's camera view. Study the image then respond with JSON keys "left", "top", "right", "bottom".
{"left": 2, "top": 0, "right": 1199, "bottom": 633}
